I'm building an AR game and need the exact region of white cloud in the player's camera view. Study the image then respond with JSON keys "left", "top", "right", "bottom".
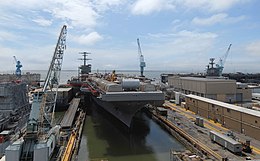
{"left": 0, "top": 31, "right": 19, "bottom": 41}
{"left": 0, "top": 45, "right": 54, "bottom": 71}
{"left": 0, "top": 0, "right": 124, "bottom": 30}
{"left": 93, "top": 0, "right": 126, "bottom": 12}
{"left": 192, "top": 13, "right": 246, "bottom": 26}
{"left": 142, "top": 30, "right": 219, "bottom": 71}
{"left": 72, "top": 32, "right": 103, "bottom": 45}
{"left": 32, "top": 17, "right": 52, "bottom": 26}
{"left": 131, "top": 0, "right": 175, "bottom": 15}
{"left": 148, "top": 30, "right": 217, "bottom": 41}
{"left": 192, "top": 13, "right": 228, "bottom": 26}
{"left": 0, "top": 0, "right": 48, "bottom": 9}
{"left": 246, "top": 41, "right": 260, "bottom": 55}
{"left": 181, "top": 0, "right": 247, "bottom": 12}
{"left": 50, "top": 1, "right": 99, "bottom": 29}
{"left": 130, "top": 0, "right": 248, "bottom": 15}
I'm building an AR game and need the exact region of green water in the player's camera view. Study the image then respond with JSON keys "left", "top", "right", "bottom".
{"left": 77, "top": 103, "right": 186, "bottom": 161}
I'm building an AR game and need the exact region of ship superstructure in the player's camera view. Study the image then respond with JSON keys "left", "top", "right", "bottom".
{"left": 206, "top": 44, "right": 232, "bottom": 77}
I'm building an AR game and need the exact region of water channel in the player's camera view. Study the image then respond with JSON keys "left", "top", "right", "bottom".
{"left": 77, "top": 102, "right": 186, "bottom": 161}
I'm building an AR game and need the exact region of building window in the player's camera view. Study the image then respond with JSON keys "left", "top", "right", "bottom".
{"left": 227, "top": 109, "right": 230, "bottom": 113}
{"left": 255, "top": 120, "right": 258, "bottom": 124}
{"left": 212, "top": 104, "right": 215, "bottom": 107}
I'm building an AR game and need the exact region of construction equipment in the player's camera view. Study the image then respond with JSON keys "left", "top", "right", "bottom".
{"left": 13, "top": 56, "right": 22, "bottom": 78}
{"left": 5, "top": 25, "right": 67, "bottom": 161}
{"left": 242, "top": 140, "right": 252, "bottom": 153}
{"left": 137, "top": 38, "right": 146, "bottom": 77}
{"left": 216, "top": 44, "right": 232, "bottom": 76}
{"left": 206, "top": 44, "right": 232, "bottom": 77}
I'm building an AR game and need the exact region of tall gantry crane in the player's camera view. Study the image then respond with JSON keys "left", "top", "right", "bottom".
{"left": 13, "top": 56, "right": 22, "bottom": 78}
{"left": 137, "top": 38, "right": 146, "bottom": 77}
{"left": 6, "top": 25, "right": 67, "bottom": 161}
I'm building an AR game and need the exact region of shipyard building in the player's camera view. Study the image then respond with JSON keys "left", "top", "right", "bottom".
{"left": 185, "top": 94, "right": 260, "bottom": 140}
{"left": 0, "top": 72, "right": 40, "bottom": 84}
{"left": 0, "top": 82, "right": 30, "bottom": 131}
{"left": 168, "top": 76, "right": 252, "bottom": 103}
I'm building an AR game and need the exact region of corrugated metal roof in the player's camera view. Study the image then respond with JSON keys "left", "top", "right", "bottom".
{"left": 177, "top": 77, "right": 236, "bottom": 82}
{"left": 186, "top": 94, "right": 260, "bottom": 117}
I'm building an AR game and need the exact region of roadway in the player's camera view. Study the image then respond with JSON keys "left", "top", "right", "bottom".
{"left": 164, "top": 101, "right": 260, "bottom": 160}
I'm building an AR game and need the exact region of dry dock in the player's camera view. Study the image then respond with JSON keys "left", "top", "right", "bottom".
{"left": 58, "top": 97, "right": 86, "bottom": 161}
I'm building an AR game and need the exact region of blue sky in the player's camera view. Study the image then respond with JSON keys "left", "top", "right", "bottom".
{"left": 0, "top": 0, "right": 260, "bottom": 73}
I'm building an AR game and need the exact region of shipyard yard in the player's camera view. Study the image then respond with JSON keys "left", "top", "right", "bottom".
{"left": 2, "top": 44, "right": 260, "bottom": 161}
{"left": 1, "top": 1, "right": 260, "bottom": 161}
{"left": 2, "top": 67, "right": 260, "bottom": 161}
{"left": 163, "top": 102, "right": 260, "bottom": 160}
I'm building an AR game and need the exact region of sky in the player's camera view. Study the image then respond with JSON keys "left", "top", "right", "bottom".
{"left": 0, "top": 0, "right": 260, "bottom": 73}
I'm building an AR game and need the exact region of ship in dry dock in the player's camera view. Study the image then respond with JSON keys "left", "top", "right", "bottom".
{"left": 71, "top": 50, "right": 165, "bottom": 127}
{"left": 86, "top": 71, "right": 165, "bottom": 127}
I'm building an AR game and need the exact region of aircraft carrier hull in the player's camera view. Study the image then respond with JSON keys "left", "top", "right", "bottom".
{"left": 91, "top": 91, "right": 164, "bottom": 127}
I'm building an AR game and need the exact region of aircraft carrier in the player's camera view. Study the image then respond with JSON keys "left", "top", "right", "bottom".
{"left": 87, "top": 74, "right": 165, "bottom": 127}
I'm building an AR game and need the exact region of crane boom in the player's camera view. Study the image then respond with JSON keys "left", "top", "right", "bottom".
{"left": 43, "top": 25, "right": 67, "bottom": 92}
{"left": 7, "top": 25, "right": 68, "bottom": 161}
{"left": 137, "top": 38, "right": 142, "bottom": 57}
{"left": 137, "top": 38, "right": 146, "bottom": 77}
{"left": 27, "top": 25, "right": 67, "bottom": 134}
{"left": 217, "top": 44, "right": 232, "bottom": 76}
{"left": 13, "top": 56, "right": 17, "bottom": 63}
{"left": 220, "top": 43, "right": 232, "bottom": 67}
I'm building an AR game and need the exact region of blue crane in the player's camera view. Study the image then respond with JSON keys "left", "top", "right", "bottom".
{"left": 13, "top": 56, "right": 22, "bottom": 78}
{"left": 137, "top": 38, "right": 146, "bottom": 77}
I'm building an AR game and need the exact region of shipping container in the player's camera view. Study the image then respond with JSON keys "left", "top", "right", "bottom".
{"left": 209, "top": 131, "right": 242, "bottom": 154}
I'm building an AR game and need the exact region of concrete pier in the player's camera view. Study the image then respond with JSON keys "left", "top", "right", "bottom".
{"left": 60, "top": 98, "right": 80, "bottom": 129}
